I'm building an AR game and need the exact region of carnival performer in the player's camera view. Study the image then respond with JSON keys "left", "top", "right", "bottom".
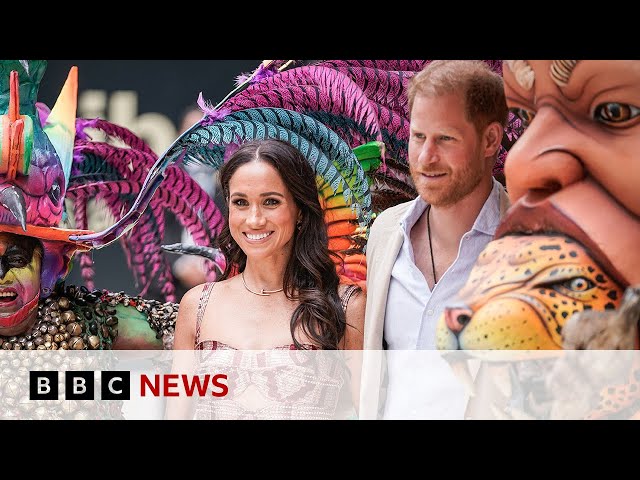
{"left": 0, "top": 60, "right": 224, "bottom": 350}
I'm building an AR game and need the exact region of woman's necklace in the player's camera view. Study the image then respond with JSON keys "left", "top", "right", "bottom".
{"left": 241, "top": 271, "right": 284, "bottom": 296}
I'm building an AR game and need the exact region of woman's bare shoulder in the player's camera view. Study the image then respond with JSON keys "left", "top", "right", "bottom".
{"left": 345, "top": 287, "right": 366, "bottom": 319}
{"left": 180, "top": 283, "right": 209, "bottom": 307}
{"left": 174, "top": 283, "right": 210, "bottom": 349}
{"left": 180, "top": 278, "right": 234, "bottom": 309}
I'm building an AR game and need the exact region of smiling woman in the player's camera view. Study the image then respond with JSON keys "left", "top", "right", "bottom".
{"left": 227, "top": 160, "right": 301, "bottom": 270}
{"left": 173, "top": 138, "right": 366, "bottom": 353}
{"left": 168, "top": 139, "right": 367, "bottom": 419}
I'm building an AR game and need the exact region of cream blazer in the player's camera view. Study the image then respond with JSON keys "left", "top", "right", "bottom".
{"left": 359, "top": 184, "right": 510, "bottom": 419}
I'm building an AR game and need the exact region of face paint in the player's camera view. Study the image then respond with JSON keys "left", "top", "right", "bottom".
{"left": 0, "top": 232, "right": 42, "bottom": 336}
{"left": 437, "top": 234, "right": 624, "bottom": 350}
{"left": 438, "top": 175, "right": 640, "bottom": 351}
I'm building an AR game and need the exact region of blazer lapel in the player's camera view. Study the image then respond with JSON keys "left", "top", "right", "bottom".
{"left": 365, "top": 222, "right": 404, "bottom": 349}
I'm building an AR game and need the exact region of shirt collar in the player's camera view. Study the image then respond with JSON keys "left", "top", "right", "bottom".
{"left": 398, "top": 196, "right": 428, "bottom": 238}
{"left": 398, "top": 178, "right": 503, "bottom": 237}
{"left": 470, "top": 178, "right": 503, "bottom": 236}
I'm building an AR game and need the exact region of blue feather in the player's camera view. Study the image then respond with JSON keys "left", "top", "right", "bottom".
{"left": 165, "top": 118, "right": 372, "bottom": 224}
{"left": 227, "top": 108, "right": 369, "bottom": 202}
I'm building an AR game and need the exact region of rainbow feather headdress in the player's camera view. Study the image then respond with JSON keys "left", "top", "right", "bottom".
{"left": 0, "top": 60, "right": 220, "bottom": 302}
{"left": 70, "top": 60, "right": 523, "bottom": 291}
{"left": 0, "top": 60, "right": 92, "bottom": 296}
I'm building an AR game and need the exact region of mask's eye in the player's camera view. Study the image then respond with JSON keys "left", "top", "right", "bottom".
{"left": 594, "top": 102, "right": 640, "bottom": 125}
{"left": 540, "top": 276, "right": 597, "bottom": 300}
{"left": 561, "top": 277, "right": 595, "bottom": 292}
{"left": 48, "top": 181, "right": 61, "bottom": 204}
{"left": 6, "top": 255, "right": 28, "bottom": 269}
{"left": 509, "top": 107, "right": 536, "bottom": 127}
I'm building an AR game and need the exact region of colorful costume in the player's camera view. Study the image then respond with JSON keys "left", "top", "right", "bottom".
{"left": 0, "top": 60, "right": 204, "bottom": 350}
{"left": 437, "top": 60, "right": 640, "bottom": 351}
{"left": 73, "top": 60, "right": 520, "bottom": 293}
{"left": 0, "top": 59, "right": 521, "bottom": 352}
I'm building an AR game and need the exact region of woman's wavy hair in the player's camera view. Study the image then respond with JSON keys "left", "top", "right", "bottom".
{"left": 216, "top": 139, "right": 346, "bottom": 349}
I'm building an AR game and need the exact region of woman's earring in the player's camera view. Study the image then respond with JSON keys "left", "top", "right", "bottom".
{"left": 296, "top": 220, "right": 302, "bottom": 230}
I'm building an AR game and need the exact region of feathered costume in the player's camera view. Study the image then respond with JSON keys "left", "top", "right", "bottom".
{"left": 72, "top": 59, "right": 522, "bottom": 295}
{"left": 0, "top": 59, "right": 521, "bottom": 351}
{"left": 0, "top": 60, "right": 194, "bottom": 349}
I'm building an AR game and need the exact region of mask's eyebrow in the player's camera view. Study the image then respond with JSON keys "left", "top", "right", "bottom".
{"left": 4, "top": 239, "right": 36, "bottom": 258}
{"left": 504, "top": 60, "right": 535, "bottom": 91}
{"left": 5, "top": 245, "right": 27, "bottom": 254}
{"left": 549, "top": 60, "right": 579, "bottom": 87}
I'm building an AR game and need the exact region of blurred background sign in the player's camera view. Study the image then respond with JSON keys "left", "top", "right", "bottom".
{"left": 39, "top": 60, "right": 261, "bottom": 154}
{"left": 38, "top": 60, "right": 261, "bottom": 299}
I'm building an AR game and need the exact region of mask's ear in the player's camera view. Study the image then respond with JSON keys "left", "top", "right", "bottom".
{"left": 483, "top": 122, "right": 504, "bottom": 159}
{"left": 43, "top": 66, "right": 78, "bottom": 190}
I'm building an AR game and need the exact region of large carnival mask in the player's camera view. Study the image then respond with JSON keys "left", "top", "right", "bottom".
{"left": 437, "top": 60, "right": 640, "bottom": 350}
{"left": 0, "top": 61, "right": 93, "bottom": 334}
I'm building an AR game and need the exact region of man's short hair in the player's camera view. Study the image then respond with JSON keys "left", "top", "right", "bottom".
{"left": 407, "top": 60, "right": 508, "bottom": 134}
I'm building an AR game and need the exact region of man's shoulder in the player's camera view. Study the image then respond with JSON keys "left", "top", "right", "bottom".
{"left": 370, "top": 200, "right": 414, "bottom": 231}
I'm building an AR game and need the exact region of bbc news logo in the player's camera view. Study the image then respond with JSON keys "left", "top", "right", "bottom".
{"left": 140, "top": 374, "right": 228, "bottom": 397}
{"left": 29, "top": 371, "right": 229, "bottom": 400}
{"left": 30, "top": 371, "right": 130, "bottom": 400}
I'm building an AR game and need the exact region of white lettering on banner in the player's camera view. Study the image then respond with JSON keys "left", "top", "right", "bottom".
{"left": 7, "top": 350, "right": 640, "bottom": 419}
{"left": 78, "top": 90, "right": 178, "bottom": 154}
{"left": 37, "top": 377, "right": 50, "bottom": 395}
{"left": 73, "top": 377, "right": 87, "bottom": 394}
{"left": 109, "top": 91, "right": 177, "bottom": 154}
{"left": 78, "top": 90, "right": 107, "bottom": 120}
{"left": 108, "top": 377, "right": 123, "bottom": 394}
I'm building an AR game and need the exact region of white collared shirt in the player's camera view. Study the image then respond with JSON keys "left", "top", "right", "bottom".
{"left": 381, "top": 179, "right": 504, "bottom": 418}
{"left": 384, "top": 178, "right": 504, "bottom": 350}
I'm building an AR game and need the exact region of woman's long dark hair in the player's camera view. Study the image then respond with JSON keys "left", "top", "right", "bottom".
{"left": 216, "top": 139, "right": 346, "bottom": 349}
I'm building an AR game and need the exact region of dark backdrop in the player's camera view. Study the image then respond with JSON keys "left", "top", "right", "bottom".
{"left": 37, "top": 60, "right": 261, "bottom": 300}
